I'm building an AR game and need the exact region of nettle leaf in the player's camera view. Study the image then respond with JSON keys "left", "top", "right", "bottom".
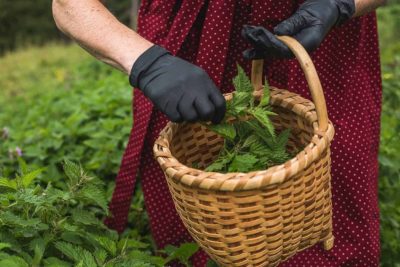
{"left": 0, "top": 256, "right": 29, "bottom": 267}
{"left": 93, "top": 249, "right": 108, "bottom": 265}
{"left": 228, "top": 154, "right": 259, "bottom": 173}
{"left": 233, "top": 65, "right": 253, "bottom": 93}
{"left": 71, "top": 209, "right": 101, "bottom": 226}
{"left": 276, "top": 129, "right": 291, "bottom": 148}
{"left": 259, "top": 82, "right": 271, "bottom": 107}
{"left": 249, "top": 140, "right": 273, "bottom": 156}
{"left": 206, "top": 123, "right": 236, "bottom": 141}
{"left": 0, "top": 178, "right": 17, "bottom": 190}
{"left": 15, "top": 188, "right": 45, "bottom": 206}
{"left": 55, "top": 242, "right": 96, "bottom": 267}
{"left": 269, "top": 150, "right": 290, "bottom": 165}
{"left": 127, "top": 251, "right": 165, "bottom": 267}
{"left": 248, "top": 107, "right": 277, "bottom": 138}
{"left": 164, "top": 243, "right": 199, "bottom": 266}
{"left": 21, "top": 167, "right": 46, "bottom": 188}
{"left": 63, "top": 160, "right": 82, "bottom": 185}
{"left": 78, "top": 184, "right": 108, "bottom": 213}
{"left": 245, "top": 120, "right": 276, "bottom": 149}
{"left": 0, "top": 211, "right": 41, "bottom": 228}
{"left": 43, "top": 257, "right": 71, "bottom": 267}
{"left": 95, "top": 236, "right": 117, "bottom": 257}
{"left": 0, "top": 231, "right": 21, "bottom": 253}
{"left": 31, "top": 238, "right": 46, "bottom": 267}
{"left": 60, "top": 232, "right": 83, "bottom": 245}
{"left": 225, "top": 99, "right": 235, "bottom": 116}
{"left": 205, "top": 150, "right": 234, "bottom": 172}
{"left": 242, "top": 135, "right": 259, "bottom": 148}
{"left": 235, "top": 121, "right": 252, "bottom": 139}
{"left": 117, "top": 238, "right": 148, "bottom": 251}
{"left": 231, "top": 92, "right": 253, "bottom": 115}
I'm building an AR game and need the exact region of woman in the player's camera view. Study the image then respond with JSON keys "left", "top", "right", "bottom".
{"left": 52, "top": 0, "right": 384, "bottom": 266}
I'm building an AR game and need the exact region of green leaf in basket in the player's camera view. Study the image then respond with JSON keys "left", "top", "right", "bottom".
{"left": 206, "top": 123, "right": 236, "bottom": 141}
{"left": 247, "top": 107, "right": 277, "bottom": 138}
{"left": 231, "top": 92, "right": 253, "bottom": 115}
{"left": 228, "top": 154, "right": 259, "bottom": 173}
{"left": 233, "top": 64, "right": 253, "bottom": 93}
{"left": 259, "top": 81, "right": 271, "bottom": 107}
{"left": 205, "top": 150, "right": 234, "bottom": 172}
{"left": 204, "top": 64, "right": 291, "bottom": 173}
{"left": 276, "top": 129, "right": 291, "bottom": 148}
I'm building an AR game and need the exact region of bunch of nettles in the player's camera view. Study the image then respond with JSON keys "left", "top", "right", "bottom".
{"left": 205, "top": 66, "right": 291, "bottom": 173}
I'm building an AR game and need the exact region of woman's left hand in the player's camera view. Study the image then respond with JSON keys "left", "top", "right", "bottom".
{"left": 241, "top": 0, "right": 355, "bottom": 59}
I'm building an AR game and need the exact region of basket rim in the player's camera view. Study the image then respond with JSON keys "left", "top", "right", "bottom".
{"left": 153, "top": 87, "right": 335, "bottom": 191}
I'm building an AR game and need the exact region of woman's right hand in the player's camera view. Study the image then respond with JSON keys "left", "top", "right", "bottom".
{"left": 129, "top": 45, "right": 226, "bottom": 124}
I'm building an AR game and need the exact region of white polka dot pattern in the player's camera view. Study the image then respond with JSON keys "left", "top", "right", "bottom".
{"left": 107, "top": 1, "right": 382, "bottom": 266}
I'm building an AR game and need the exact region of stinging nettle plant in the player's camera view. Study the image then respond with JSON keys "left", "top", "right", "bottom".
{"left": 205, "top": 65, "right": 291, "bottom": 173}
{"left": 0, "top": 159, "right": 199, "bottom": 267}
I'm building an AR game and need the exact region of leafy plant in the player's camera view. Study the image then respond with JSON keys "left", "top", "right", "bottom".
{"left": 377, "top": 5, "right": 400, "bottom": 267}
{"left": 0, "top": 159, "right": 198, "bottom": 267}
{"left": 0, "top": 45, "right": 132, "bottom": 184}
{"left": 205, "top": 65, "right": 291, "bottom": 173}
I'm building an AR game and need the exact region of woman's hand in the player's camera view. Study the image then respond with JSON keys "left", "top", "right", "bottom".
{"left": 241, "top": 0, "right": 356, "bottom": 59}
{"left": 130, "top": 45, "right": 226, "bottom": 124}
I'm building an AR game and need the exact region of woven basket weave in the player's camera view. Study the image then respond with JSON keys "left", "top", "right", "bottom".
{"left": 153, "top": 36, "right": 335, "bottom": 267}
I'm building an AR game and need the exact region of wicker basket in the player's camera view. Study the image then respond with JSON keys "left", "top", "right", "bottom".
{"left": 153, "top": 36, "right": 335, "bottom": 267}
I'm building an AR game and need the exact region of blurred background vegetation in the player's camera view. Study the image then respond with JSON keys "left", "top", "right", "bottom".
{"left": 0, "top": 0, "right": 137, "bottom": 54}
{"left": 0, "top": 0, "right": 399, "bottom": 266}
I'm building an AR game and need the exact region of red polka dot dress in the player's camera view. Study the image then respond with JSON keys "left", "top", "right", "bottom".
{"left": 106, "top": 1, "right": 382, "bottom": 266}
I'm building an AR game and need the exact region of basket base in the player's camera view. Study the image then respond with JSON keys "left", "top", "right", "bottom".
{"left": 323, "top": 236, "right": 334, "bottom": 251}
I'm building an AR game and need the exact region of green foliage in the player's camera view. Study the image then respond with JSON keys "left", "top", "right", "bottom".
{"left": 205, "top": 65, "right": 291, "bottom": 173}
{"left": 0, "top": 160, "right": 198, "bottom": 266}
{"left": 161, "top": 243, "right": 200, "bottom": 267}
{"left": 0, "top": 44, "right": 132, "bottom": 185}
{"left": 378, "top": 4, "right": 400, "bottom": 63}
{"left": 377, "top": 4, "right": 400, "bottom": 267}
{"left": 0, "top": 43, "right": 153, "bottom": 257}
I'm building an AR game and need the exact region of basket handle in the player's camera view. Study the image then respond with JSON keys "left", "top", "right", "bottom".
{"left": 251, "top": 36, "right": 329, "bottom": 132}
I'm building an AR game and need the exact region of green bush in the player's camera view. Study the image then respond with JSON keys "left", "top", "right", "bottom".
{"left": 377, "top": 5, "right": 400, "bottom": 266}
{"left": 0, "top": 44, "right": 132, "bottom": 183}
{"left": 379, "top": 55, "right": 400, "bottom": 266}
{"left": 0, "top": 159, "right": 198, "bottom": 266}
{"left": 0, "top": 43, "right": 153, "bottom": 250}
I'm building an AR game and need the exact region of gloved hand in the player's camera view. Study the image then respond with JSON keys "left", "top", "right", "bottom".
{"left": 242, "top": 0, "right": 355, "bottom": 59}
{"left": 129, "top": 45, "right": 226, "bottom": 123}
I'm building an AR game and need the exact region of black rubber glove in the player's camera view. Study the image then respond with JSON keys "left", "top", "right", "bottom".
{"left": 242, "top": 0, "right": 355, "bottom": 59}
{"left": 129, "top": 45, "right": 226, "bottom": 123}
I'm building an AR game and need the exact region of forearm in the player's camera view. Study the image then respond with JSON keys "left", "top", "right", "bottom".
{"left": 354, "top": 0, "right": 385, "bottom": 17}
{"left": 52, "top": 0, "right": 152, "bottom": 74}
